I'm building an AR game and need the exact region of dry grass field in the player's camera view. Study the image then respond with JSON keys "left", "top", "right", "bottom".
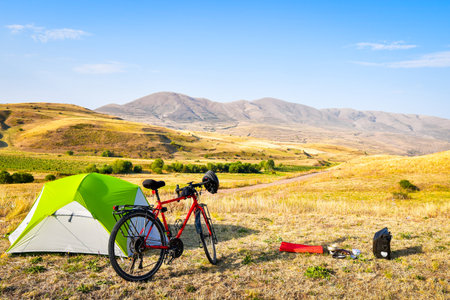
{"left": 0, "top": 151, "right": 448, "bottom": 299}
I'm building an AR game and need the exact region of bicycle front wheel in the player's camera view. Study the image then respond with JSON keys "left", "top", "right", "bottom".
{"left": 196, "top": 206, "right": 217, "bottom": 264}
{"left": 108, "top": 210, "right": 166, "bottom": 281}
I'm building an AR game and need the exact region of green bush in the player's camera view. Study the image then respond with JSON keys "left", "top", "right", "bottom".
{"left": 151, "top": 159, "right": 164, "bottom": 172}
{"left": 85, "top": 164, "right": 99, "bottom": 173}
{"left": 112, "top": 160, "right": 133, "bottom": 174}
{"left": 45, "top": 174, "right": 56, "bottom": 181}
{"left": 11, "top": 172, "right": 34, "bottom": 183}
{"left": 99, "top": 164, "right": 113, "bottom": 174}
{"left": 264, "top": 159, "right": 275, "bottom": 172}
{"left": 66, "top": 150, "right": 74, "bottom": 156}
{"left": 0, "top": 170, "right": 12, "bottom": 184}
{"left": 133, "top": 165, "right": 143, "bottom": 173}
{"left": 399, "top": 180, "right": 419, "bottom": 192}
{"left": 101, "top": 150, "right": 114, "bottom": 157}
{"left": 153, "top": 167, "right": 162, "bottom": 174}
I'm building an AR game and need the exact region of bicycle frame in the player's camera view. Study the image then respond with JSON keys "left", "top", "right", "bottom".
{"left": 144, "top": 189, "right": 212, "bottom": 250}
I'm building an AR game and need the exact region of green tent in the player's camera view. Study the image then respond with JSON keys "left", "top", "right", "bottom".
{"left": 8, "top": 173, "right": 153, "bottom": 255}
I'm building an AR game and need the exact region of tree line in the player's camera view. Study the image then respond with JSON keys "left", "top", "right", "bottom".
{"left": 150, "top": 159, "right": 275, "bottom": 174}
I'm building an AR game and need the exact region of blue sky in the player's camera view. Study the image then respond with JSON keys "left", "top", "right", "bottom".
{"left": 1, "top": 1, "right": 449, "bottom": 118}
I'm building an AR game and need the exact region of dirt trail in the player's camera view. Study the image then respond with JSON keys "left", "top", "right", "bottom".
{"left": 219, "top": 171, "right": 327, "bottom": 194}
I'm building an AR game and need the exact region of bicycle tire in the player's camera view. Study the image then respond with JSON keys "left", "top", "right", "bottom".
{"left": 196, "top": 207, "right": 217, "bottom": 264}
{"left": 108, "top": 210, "right": 166, "bottom": 281}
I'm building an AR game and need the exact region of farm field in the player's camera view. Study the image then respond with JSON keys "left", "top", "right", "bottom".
{"left": 0, "top": 150, "right": 448, "bottom": 299}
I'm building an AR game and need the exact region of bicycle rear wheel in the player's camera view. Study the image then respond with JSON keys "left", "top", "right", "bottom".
{"left": 108, "top": 210, "right": 166, "bottom": 281}
{"left": 196, "top": 205, "right": 217, "bottom": 264}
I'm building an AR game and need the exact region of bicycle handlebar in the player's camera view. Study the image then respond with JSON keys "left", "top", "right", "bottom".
{"left": 175, "top": 180, "right": 207, "bottom": 197}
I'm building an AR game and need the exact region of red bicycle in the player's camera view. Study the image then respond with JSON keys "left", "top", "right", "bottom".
{"left": 108, "top": 171, "right": 219, "bottom": 281}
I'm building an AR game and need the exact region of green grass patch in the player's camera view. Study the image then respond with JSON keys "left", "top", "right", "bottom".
{"left": 76, "top": 283, "right": 93, "bottom": 293}
{"left": 30, "top": 256, "right": 43, "bottom": 264}
{"left": 0, "top": 154, "right": 90, "bottom": 174}
{"left": 25, "top": 265, "right": 46, "bottom": 274}
{"left": 304, "top": 266, "right": 333, "bottom": 280}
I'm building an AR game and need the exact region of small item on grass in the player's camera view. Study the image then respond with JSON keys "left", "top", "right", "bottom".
{"left": 351, "top": 249, "right": 361, "bottom": 259}
{"left": 373, "top": 227, "right": 392, "bottom": 260}
{"left": 279, "top": 242, "right": 324, "bottom": 254}
{"left": 327, "top": 243, "right": 339, "bottom": 254}
{"left": 331, "top": 248, "right": 361, "bottom": 259}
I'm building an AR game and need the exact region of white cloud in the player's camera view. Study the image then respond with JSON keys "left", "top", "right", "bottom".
{"left": 5, "top": 24, "right": 89, "bottom": 42}
{"left": 73, "top": 62, "right": 125, "bottom": 74}
{"left": 33, "top": 28, "right": 89, "bottom": 42}
{"left": 356, "top": 41, "right": 417, "bottom": 50}
{"left": 387, "top": 51, "right": 450, "bottom": 68}
{"left": 353, "top": 51, "right": 450, "bottom": 68}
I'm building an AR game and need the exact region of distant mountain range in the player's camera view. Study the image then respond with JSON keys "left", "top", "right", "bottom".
{"left": 96, "top": 92, "right": 450, "bottom": 155}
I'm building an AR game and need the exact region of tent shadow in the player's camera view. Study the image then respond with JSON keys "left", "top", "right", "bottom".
{"left": 392, "top": 246, "right": 423, "bottom": 258}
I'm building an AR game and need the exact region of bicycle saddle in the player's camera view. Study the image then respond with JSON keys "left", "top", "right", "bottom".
{"left": 143, "top": 179, "right": 165, "bottom": 190}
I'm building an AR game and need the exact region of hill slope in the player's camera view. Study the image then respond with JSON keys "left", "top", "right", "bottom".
{"left": 0, "top": 103, "right": 361, "bottom": 162}
{"left": 96, "top": 92, "right": 450, "bottom": 155}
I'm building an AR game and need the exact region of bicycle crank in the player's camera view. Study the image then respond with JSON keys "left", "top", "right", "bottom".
{"left": 164, "top": 238, "right": 184, "bottom": 265}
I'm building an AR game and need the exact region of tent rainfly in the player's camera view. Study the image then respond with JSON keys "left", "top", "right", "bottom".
{"left": 8, "top": 173, "right": 156, "bottom": 255}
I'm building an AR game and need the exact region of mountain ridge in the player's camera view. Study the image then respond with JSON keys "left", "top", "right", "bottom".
{"left": 96, "top": 92, "right": 450, "bottom": 155}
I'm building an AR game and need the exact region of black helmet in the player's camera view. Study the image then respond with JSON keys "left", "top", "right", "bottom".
{"left": 202, "top": 170, "right": 219, "bottom": 194}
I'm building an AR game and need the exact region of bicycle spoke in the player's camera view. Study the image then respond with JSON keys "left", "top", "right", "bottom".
{"left": 108, "top": 211, "right": 165, "bottom": 281}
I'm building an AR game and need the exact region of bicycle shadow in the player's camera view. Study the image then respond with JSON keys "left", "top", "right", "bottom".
{"left": 163, "top": 249, "right": 284, "bottom": 278}
{"left": 175, "top": 224, "right": 258, "bottom": 250}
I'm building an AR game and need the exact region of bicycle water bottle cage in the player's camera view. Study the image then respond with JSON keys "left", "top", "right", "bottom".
{"left": 143, "top": 179, "right": 165, "bottom": 190}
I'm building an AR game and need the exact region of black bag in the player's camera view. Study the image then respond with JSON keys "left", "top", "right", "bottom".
{"left": 373, "top": 227, "right": 392, "bottom": 259}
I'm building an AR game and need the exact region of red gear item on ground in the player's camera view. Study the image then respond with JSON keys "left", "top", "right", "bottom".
{"left": 279, "top": 242, "right": 324, "bottom": 254}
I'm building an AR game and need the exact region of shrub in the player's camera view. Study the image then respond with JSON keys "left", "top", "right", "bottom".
{"left": 85, "top": 164, "right": 99, "bottom": 173}
{"left": 45, "top": 174, "right": 56, "bottom": 181}
{"left": 153, "top": 167, "right": 162, "bottom": 174}
{"left": 399, "top": 180, "right": 419, "bottom": 192}
{"left": 99, "top": 164, "right": 113, "bottom": 174}
{"left": 101, "top": 150, "right": 114, "bottom": 157}
{"left": 0, "top": 170, "right": 13, "bottom": 184}
{"left": 112, "top": 160, "right": 133, "bottom": 174}
{"left": 133, "top": 165, "right": 143, "bottom": 173}
{"left": 11, "top": 172, "right": 34, "bottom": 183}
{"left": 151, "top": 159, "right": 164, "bottom": 172}
{"left": 66, "top": 150, "right": 74, "bottom": 156}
